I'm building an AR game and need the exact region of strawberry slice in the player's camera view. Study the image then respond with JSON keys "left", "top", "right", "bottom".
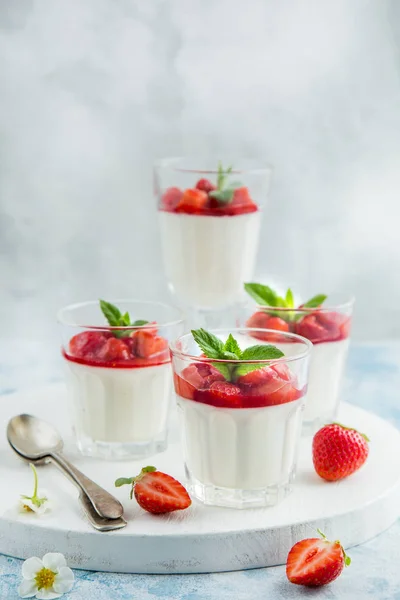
{"left": 134, "top": 330, "right": 168, "bottom": 359}
{"left": 194, "top": 381, "right": 242, "bottom": 408}
{"left": 69, "top": 331, "right": 110, "bottom": 359}
{"left": 160, "top": 187, "right": 183, "bottom": 211}
{"left": 246, "top": 311, "right": 291, "bottom": 341}
{"left": 175, "top": 189, "right": 208, "bottom": 213}
{"left": 97, "top": 337, "right": 131, "bottom": 362}
{"left": 286, "top": 532, "right": 350, "bottom": 586}
{"left": 115, "top": 466, "right": 191, "bottom": 514}
{"left": 238, "top": 365, "right": 300, "bottom": 406}
{"left": 196, "top": 178, "right": 216, "bottom": 193}
{"left": 296, "top": 311, "right": 350, "bottom": 343}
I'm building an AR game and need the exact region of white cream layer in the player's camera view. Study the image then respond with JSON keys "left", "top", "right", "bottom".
{"left": 65, "top": 360, "right": 172, "bottom": 443}
{"left": 159, "top": 211, "right": 261, "bottom": 308}
{"left": 176, "top": 396, "right": 303, "bottom": 489}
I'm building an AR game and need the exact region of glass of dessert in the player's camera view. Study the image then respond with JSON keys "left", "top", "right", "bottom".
{"left": 170, "top": 327, "right": 311, "bottom": 508}
{"left": 155, "top": 158, "right": 272, "bottom": 323}
{"left": 58, "top": 299, "right": 184, "bottom": 460}
{"left": 243, "top": 283, "right": 354, "bottom": 434}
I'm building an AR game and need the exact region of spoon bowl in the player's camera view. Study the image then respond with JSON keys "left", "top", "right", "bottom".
{"left": 7, "top": 414, "right": 63, "bottom": 459}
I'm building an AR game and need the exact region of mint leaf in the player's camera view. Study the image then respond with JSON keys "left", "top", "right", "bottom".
{"left": 100, "top": 299, "right": 122, "bottom": 326}
{"left": 241, "top": 345, "right": 284, "bottom": 361}
{"left": 285, "top": 288, "right": 295, "bottom": 308}
{"left": 191, "top": 328, "right": 225, "bottom": 359}
{"left": 224, "top": 334, "right": 242, "bottom": 358}
{"left": 216, "top": 162, "right": 233, "bottom": 189}
{"left": 209, "top": 188, "right": 235, "bottom": 204}
{"left": 302, "top": 294, "right": 327, "bottom": 309}
{"left": 132, "top": 319, "right": 149, "bottom": 326}
{"left": 244, "top": 283, "right": 279, "bottom": 307}
{"left": 212, "top": 362, "right": 233, "bottom": 380}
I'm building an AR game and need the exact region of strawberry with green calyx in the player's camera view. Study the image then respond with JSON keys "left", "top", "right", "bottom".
{"left": 286, "top": 529, "right": 350, "bottom": 587}
{"left": 115, "top": 466, "right": 191, "bottom": 514}
{"left": 312, "top": 423, "right": 370, "bottom": 481}
{"left": 191, "top": 328, "right": 284, "bottom": 382}
{"left": 100, "top": 299, "right": 149, "bottom": 338}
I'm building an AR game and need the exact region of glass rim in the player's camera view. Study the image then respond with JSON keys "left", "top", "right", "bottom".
{"left": 170, "top": 327, "right": 312, "bottom": 364}
{"left": 57, "top": 299, "right": 184, "bottom": 329}
{"left": 253, "top": 295, "right": 355, "bottom": 313}
{"left": 154, "top": 156, "right": 273, "bottom": 176}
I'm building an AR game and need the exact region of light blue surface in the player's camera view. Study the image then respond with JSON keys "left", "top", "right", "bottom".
{"left": 1, "top": 342, "right": 399, "bottom": 599}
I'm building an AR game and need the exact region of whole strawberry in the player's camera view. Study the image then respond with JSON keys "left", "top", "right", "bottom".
{"left": 313, "top": 423, "right": 369, "bottom": 481}
{"left": 286, "top": 529, "right": 350, "bottom": 586}
{"left": 115, "top": 466, "right": 191, "bottom": 514}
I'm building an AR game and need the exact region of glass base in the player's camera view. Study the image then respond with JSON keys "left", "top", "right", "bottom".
{"left": 186, "top": 470, "right": 294, "bottom": 509}
{"left": 75, "top": 431, "right": 168, "bottom": 461}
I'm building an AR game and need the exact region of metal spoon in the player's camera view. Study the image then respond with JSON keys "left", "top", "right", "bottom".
{"left": 9, "top": 444, "right": 127, "bottom": 531}
{"left": 7, "top": 414, "right": 124, "bottom": 520}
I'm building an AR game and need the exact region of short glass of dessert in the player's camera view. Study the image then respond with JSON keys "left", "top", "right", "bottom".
{"left": 155, "top": 158, "right": 272, "bottom": 321}
{"left": 58, "top": 299, "right": 184, "bottom": 460}
{"left": 170, "top": 327, "right": 311, "bottom": 508}
{"left": 243, "top": 283, "right": 354, "bottom": 435}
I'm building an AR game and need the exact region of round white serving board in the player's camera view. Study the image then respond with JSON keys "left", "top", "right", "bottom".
{"left": 0, "top": 384, "right": 400, "bottom": 574}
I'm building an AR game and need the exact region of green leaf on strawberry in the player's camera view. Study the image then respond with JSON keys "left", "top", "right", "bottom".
{"left": 99, "top": 299, "right": 149, "bottom": 338}
{"left": 191, "top": 328, "right": 284, "bottom": 382}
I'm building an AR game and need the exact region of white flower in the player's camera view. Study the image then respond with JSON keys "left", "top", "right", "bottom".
{"left": 18, "top": 552, "right": 74, "bottom": 599}
{"left": 19, "top": 464, "right": 50, "bottom": 515}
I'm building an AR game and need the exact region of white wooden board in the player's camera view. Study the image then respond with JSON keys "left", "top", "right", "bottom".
{"left": 0, "top": 384, "right": 399, "bottom": 574}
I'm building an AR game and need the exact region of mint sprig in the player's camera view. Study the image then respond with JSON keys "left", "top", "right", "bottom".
{"left": 244, "top": 283, "right": 327, "bottom": 322}
{"left": 209, "top": 162, "right": 242, "bottom": 205}
{"left": 99, "top": 299, "right": 149, "bottom": 338}
{"left": 191, "top": 328, "right": 284, "bottom": 381}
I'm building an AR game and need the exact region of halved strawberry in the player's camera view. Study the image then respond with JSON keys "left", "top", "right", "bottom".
{"left": 160, "top": 187, "right": 183, "bottom": 211}
{"left": 196, "top": 178, "right": 216, "bottom": 193}
{"left": 115, "top": 466, "right": 191, "bottom": 514}
{"left": 245, "top": 311, "right": 291, "bottom": 341}
{"left": 286, "top": 531, "right": 350, "bottom": 586}
{"left": 69, "top": 330, "right": 110, "bottom": 359}
{"left": 175, "top": 189, "right": 208, "bottom": 213}
{"left": 194, "top": 381, "right": 242, "bottom": 408}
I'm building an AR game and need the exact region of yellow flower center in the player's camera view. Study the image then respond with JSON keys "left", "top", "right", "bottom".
{"left": 35, "top": 567, "right": 56, "bottom": 590}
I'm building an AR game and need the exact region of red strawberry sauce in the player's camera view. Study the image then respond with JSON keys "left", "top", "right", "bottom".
{"left": 63, "top": 328, "right": 170, "bottom": 369}
{"left": 174, "top": 362, "right": 304, "bottom": 409}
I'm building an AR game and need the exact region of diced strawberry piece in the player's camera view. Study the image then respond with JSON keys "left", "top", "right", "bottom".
{"left": 236, "top": 366, "right": 274, "bottom": 386}
{"left": 160, "top": 187, "right": 183, "bottom": 211}
{"left": 238, "top": 365, "right": 301, "bottom": 406}
{"left": 195, "top": 178, "right": 216, "bottom": 193}
{"left": 174, "top": 372, "right": 196, "bottom": 400}
{"left": 181, "top": 363, "right": 225, "bottom": 390}
{"left": 97, "top": 337, "right": 131, "bottom": 362}
{"left": 130, "top": 467, "right": 191, "bottom": 514}
{"left": 69, "top": 331, "right": 110, "bottom": 359}
{"left": 296, "top": 311, "right": 349, "bottom": 343}
{"left": 175, "top": 189, "right": 208, "bottom": 213}
{"left": 286, "top": 535, "right": 348, "bottom": 586}
{"left": 232, "top": 186, "right": 252, "bottom": 205}
{"left": 246, "top": 311, "right": 291, "bottom": 341}
{"left": 221, "top": 187, "right": 258, "bottom": 215}
{"left": 135, "top": 331, "right": 168, "bottom": 359}
{"left": 194, "top": 381, "right": 242, "bottom": 408}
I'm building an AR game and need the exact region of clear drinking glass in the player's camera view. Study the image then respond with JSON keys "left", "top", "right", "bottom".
{"left": 58, "top": 300, "right": 184, "bottom": 460}
{"left": 242, "top": 293, "right": 354, "bottom": 434}
{"left": 170, "top": 328, "right": 311, "bottom": 509}
{"left": 155, "top": 158, "right": 272, "bottom": 317}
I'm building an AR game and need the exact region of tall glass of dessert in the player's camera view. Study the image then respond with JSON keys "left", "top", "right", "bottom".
{"left": 242, "top": 283, "right": 354, "bottom": 435}
{"left": 170, "top": 327, "right": 311, "bottom": 508}
{"left": 155, "top": 158, "right": 272, "bottom": 327}
{"left": 58, "top": 299, "right": 184, "bottom": 460}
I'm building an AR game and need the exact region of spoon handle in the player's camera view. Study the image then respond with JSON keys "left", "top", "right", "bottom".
{"left": 79, "top": 491, "right": 127, "bottom": 531}
{"left": 49, "top": 452, "right": 123, "bottom": 519}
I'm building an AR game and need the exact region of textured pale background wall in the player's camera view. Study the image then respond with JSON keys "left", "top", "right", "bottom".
{"left": 1, "top": 0, "right": 400, "bottom": 353}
